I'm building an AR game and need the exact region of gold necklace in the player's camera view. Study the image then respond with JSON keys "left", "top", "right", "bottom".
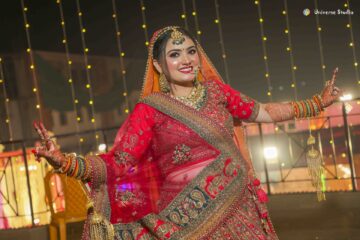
{"left": 171, "top": 83, "right": 206, "bottom": 110}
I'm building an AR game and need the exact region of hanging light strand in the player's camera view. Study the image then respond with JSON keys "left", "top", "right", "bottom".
{"left": 191, "top": 0, "right": 202, "bottom": 43}
{"left": 214, "top": 0, "right": 230, "bottom": 84}
{"left": 0, "top": 58, "right": 14, "bottom": 141}
{"left": 254, "top": 0, "right": 273, "bottom": 101}
{"left": 282, "top": 0, "right": 298, "bottom": 100}
{"left": 111, "top": 0, "right": 130, "bottom": 114}
{"left": 180, "top": 0, "right": 189, "bottom": 30}
{"left": 20, "top": 0, "right": 43, "bottom": 121}
{"left": 345, "top": 0, "right": 360, "bottom": 86}
{"left": 75, "top": 0, "right": 99, "bottom": 145}
{"left": 139, "top": 0, "right": 149, "bottom": 46}
{"left": 56, "top": 0, "right": 82, "bottom": 150}
{"left": 314, "top": 0, "right": 327, "bottom": 84}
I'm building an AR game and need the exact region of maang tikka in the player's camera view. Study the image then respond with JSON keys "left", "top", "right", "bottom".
{"left": 170, "top": 28, "right": 185, "bottom": 45}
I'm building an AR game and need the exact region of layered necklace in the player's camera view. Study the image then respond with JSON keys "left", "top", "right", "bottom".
{"left": 170, "top": 82, "right": 206, "bottom": 110}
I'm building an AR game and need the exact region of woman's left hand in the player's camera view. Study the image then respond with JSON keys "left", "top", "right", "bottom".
{"left": 320, "top": 67, "right": 343, "bottom": 108}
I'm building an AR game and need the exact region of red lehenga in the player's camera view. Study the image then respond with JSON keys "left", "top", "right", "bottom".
{"left": 88, "top": 27, "right": 279, "bottom": 240}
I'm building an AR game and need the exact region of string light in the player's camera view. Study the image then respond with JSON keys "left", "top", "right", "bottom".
{"left": 0, "top": 58, "right": 14, "bottom": 141}
{"left": 191, "top": 0, "right": 202, "bottom": 43}
{"left": 254, "top": 0, "right": 273, "bottom": 101}
{"left": 282, "top": 0, "right": 298, "bottom": 100}
{"left": 20, "top": 0, "right": 43, "bottom": 121}
{"left": 56, "top": 0, "right": 82, "bottom": 150}
{"left": 180, "top": 0, "right": 189, "bottom": 30}
{"left": 344, "top": 0, "right": 360, "bottom": 86}
{"left": 139, "top": 0, "right": 149, "bottom": 46}
{"left": 314, "top": 0, "right": 327, "bottom": 84}
{"left": 111, "top": 0, "right": 130, "bottom": 114}
{"left": 75, "top": 0, "right": 98, "bottom": 145}
{"left": 214, "top": 0, "right": 230, "bottom": 84}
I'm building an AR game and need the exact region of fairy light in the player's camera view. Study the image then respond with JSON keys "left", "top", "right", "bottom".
{"left": 56, "top": 0, "right": 82, "bottom": 150}
{"left": 111, "top": 0, "right": 130, "bottom": 113}
{"left": 282, "top": 0, "right": 298, "bottom": 100}
{"left": 181, "top": 0, "right": 189, "bottom": 30}
{"left": 214, "top": 0, "right": 230, "bottom": 84}
{"left": 192, "top": 0, "right": 202, "bottom": 43}
{"left": 20, "top": 0, "right": 43, "bottom": 121}
{"left": 75, "top": 0, "right": 98, "bottom": 144}
{"left": 314, "top": 0, "right": 327, "bottom": 84}
{"left": 0, "top": 58, "right": 14, "bottom": 141}
{"left": 139, "top": 0, "right": 149, "bottom": 46}
{"left": 344, "top": 0, "right": 360, "bottom": 87}
{"left": 254, "top": 0, "right": 273, "bottom": 101}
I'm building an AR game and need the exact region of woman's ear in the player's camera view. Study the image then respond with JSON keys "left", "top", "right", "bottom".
{"left": 153, "top": 59, "right": 163, "bottom": 74}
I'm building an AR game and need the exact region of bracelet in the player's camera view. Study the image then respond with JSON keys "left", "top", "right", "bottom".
{"left": 57, "top": 153, "right": 75, "bottom": 174}
{"left": 83, "top": 157, "right": 92, "bottom": 181}
{"left": 291, "top": 95, "right": 324, "bottom": 119}
{"left": 312, "top": 94, "right": 324, "bottom": 111}
{"left": 56, "top": 153, "right": 89, "bottom": 181}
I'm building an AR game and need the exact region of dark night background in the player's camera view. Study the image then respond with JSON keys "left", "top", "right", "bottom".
{"left": 0, "top": 0, "right": 359, "bottom": 103}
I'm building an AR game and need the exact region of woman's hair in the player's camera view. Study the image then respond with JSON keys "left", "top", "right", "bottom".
{"left": 152, "top": 27, "right": 198, "bottom": 62}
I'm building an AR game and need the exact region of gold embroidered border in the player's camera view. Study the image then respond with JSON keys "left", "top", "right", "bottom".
{"left": 142, "top": 93, "right": 248, "bottom": 238}
{"left": 247, "top": 101, "right": 260, "bottom": 122}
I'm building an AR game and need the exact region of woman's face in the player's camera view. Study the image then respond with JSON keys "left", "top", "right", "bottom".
{"left": 162, "top": 36, "right": 200, "bottom": 85}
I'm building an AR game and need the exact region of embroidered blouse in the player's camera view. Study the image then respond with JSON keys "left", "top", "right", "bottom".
{"left": 100, "top": 79, "right": 260, "bottom": 223}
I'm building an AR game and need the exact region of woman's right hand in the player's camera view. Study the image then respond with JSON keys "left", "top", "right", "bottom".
{"left": 33, "top": 121, "right": 66, "bottom": 169}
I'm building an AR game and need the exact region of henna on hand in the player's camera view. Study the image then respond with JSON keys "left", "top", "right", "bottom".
{"left": 263, "top": 102, "right": 294, "bottom": 122}
{"left": 320, "top": 67, "right": 342, "bottom": 108}
{"left": 33, "top": 121, "right": 66, "bottom": 168}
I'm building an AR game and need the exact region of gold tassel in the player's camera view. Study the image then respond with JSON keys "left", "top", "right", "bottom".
{"left": 87, "top": 201, "right": 114, "bottom": 240}
{"left": 79, "top": 182, "right": 114, "bottom": 240}
{"left": 306, "top": 134, "right": 326, "bottom": 201}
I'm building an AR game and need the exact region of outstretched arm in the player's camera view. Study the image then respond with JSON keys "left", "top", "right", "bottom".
{"left": 254, "top": 68, "right": 341, "bottom": 123}
{"left": 33, "top": 121, "right": 104, "bottom": 185}
{"left": 33, "top": 103, "right": 156, "bottom": 189}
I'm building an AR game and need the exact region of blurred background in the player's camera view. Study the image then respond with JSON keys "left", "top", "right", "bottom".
{"left": 0, "top": 0, "right": 359, "bottom": 239}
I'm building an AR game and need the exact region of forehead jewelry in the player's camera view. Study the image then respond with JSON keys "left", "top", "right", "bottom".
{"left": 170, "top": 28, "right": 185, "bottom": 45}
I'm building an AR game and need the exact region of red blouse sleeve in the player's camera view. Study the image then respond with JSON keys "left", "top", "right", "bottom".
{"left": 101, "top": 103, "right": 156, "bottom": 177}
{"left": 214, "top": 80, "right": 260, "bottom": 121}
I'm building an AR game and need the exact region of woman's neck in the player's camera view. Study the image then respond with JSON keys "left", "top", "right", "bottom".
{"left": 169, "top": 81, "right": 194, "bottom": 97}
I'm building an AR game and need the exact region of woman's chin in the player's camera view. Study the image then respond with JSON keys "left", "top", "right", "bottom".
{"left": 171, "top": 78, "right": 194, "bottom": 86}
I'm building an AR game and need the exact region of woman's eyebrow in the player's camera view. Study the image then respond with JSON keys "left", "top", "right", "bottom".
{"left": 166, "top": 46, "right": 196, "bottom": 54}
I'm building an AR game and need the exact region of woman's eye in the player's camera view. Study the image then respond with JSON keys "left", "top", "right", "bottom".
{"left": 169, "top": 52, "right": 179, "bottom": 58}
{"left": 189, "top": 49, "right": 196, "bottom": 54}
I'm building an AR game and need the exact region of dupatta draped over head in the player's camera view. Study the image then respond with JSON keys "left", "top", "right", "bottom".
{"left": 140, "top": 26, "right": 254, "bottom": 174}
{"left": 91, "top": 26, "right": 277, "bottom": 240}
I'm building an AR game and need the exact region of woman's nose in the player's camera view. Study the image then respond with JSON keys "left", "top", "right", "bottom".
{"left": 181, "top": 53, "right": 191, "bottom": 64}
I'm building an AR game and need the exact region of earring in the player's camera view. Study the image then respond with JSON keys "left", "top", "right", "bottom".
{"left": 193, "top": 67, "right": 200, "bottom": 86}
{"left": 159, "top": 73, "right": 170, "bottom": 93}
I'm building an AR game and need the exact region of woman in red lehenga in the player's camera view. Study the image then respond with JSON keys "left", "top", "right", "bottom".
{"left": 33, "top": 26, "right": 341, "bottom": 240}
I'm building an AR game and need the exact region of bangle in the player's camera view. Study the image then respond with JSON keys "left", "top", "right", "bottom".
{"left": 83, "top": 157, "right": 92, "bottom": 181}
{"left": 291, "top": 96, "right": 324, "bottom": 119}
{"left": 313, "top": 95, "right": 324, "bottom": 111}
{"left": 58, "top": 153, "right": 76, "bottom": 174}
{"left": 75, "top": 155, "right": 86, "bottom": 179}
{"left": 57, "top": 156, "right": 70, "bottom": 173}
